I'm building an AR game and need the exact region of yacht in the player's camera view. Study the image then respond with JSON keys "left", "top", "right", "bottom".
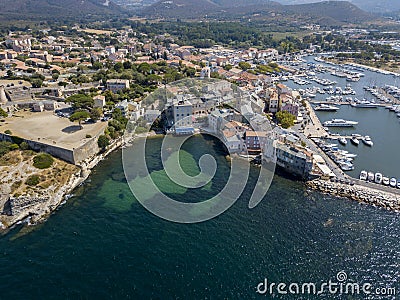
{"left": 375, "top": 173, "right": 383, "bottom": 184}
{"left": 351, "top": 101, "right": 379, "bottom": 108}
{"left": 323, "top": 119, "right": 358, "bottom": 127}
{"left": 362, "top": 136, "right": 373, "bottom": 147}
{"left": 383, "top": 177, "right": 390, "bottom": 186}
{"left": 368, "top": 172, "right": 375, "bottom": 182}
{"left": 350, "top": 137, "right": 360, "bottom": 146}
{"left": 314, "top": 104, "right": 339, "bottom": 111}
{"left": 390, "top": 177, "right": 397, "bottom": 188}
{"left": 359, "top": 170, "right": 368, "bottom": 181}
{"left": 397, "top": 179, "right": 400, "bottom": 189}
{"left": 338, "top": 137, "right": 347, "bottom": 145}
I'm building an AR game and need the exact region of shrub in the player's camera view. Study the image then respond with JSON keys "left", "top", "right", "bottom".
{"left": 26, "top": 175, "right": 41, "bottom": 186}
{"left": 86, "top": 134, "right": 92, "bottom": 138}
{"left": 33, "top": 153, "right": 54, "bottom": 169}
{"left": 19, "top": 142, "right": 29, "bottom": 150}
{"left": 4, "top": 130, "right": 12, "bottom": 135}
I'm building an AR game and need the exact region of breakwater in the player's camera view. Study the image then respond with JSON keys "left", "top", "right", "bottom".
{"left": 308, "top": 179, "right": 400, "bottom": 211}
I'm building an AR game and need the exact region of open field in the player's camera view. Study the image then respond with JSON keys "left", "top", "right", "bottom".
{"left": 79, "top": 28, "right": 113, "bottom": 35}
{"left": 0, "top": 111, "right": 107, "bottom": 150}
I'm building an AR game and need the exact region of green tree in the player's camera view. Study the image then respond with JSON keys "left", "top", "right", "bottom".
{"left": 97, "top": 135, "right": 110, "bottom": 150}
{"left": 69, "top": 110, "right": 90, "bottom": 129}
{"left": 239, "top": 62, "right": 251, "bottom": 71}
{"left": 90, "top": 107, "right": 102, "bottom": 122}
{"left": 276, "top": 111, "right": 296, "bottom": 129}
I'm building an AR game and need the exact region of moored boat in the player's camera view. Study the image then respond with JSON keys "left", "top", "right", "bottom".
{"left": 350, "top": 137, "right": 360, "bottom": 146}
{"left": 323, "top": 119, "right": 358, "bottom": 127}
{"left": 362, "top": 136, "right": 374, "bottom": 147}
{"left": 375, "top": 173, "right": 383, "bottom": 184}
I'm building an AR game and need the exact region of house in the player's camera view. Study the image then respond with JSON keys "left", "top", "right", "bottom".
{"left": 222, "top": 130, "right": 242, "bottom": 153}
{"left": 106, "top": 79, "right": 130, "bottom": 93}
{"left": 245, "top": 131, "right": 268, "bottom": 153}
{"left": 173, "top": 99, "right": 193, "bottom": 128}
{"left": 144, "top": 110, "right": 161, "bottom": 123}
{"left": 115, "top": 100, "right": 129, "bottom": 115}
{"left": 93, "top": 95, "right": 106, "bottom": 109}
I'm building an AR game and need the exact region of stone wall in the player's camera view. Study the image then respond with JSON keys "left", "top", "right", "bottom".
{"left": 0, "top": 133, "right": 101, "bottom": 165}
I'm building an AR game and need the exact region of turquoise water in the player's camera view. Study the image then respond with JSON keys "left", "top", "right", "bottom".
{"left": 0, "top": 135, "right": 399, "bottom": 298}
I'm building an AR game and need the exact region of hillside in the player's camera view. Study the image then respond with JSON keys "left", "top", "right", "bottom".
{"left": 276, "top": 0, "right": 400, "bottom": 14}
{"left": 0, "top": 0, "right": 123, "bottom": 22}
{"left": 140, "top": 0, "right": 373, "bottom": 24}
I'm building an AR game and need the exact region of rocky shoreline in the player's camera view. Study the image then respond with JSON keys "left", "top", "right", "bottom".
{"left": 307, "top": 179, "right": 400, "bottom": 212}
{"left": 1, "top": 137, "right": 124, "bottom": 232}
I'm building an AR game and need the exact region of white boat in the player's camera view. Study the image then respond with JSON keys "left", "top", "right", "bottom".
{"left": 383, "top": 177, "right": 390, "bottom": 186}
{"left": 359, "top": 170, "right": 368, "bottom": 181}
{"left": 397, "top": 180, "right": 400, "bottom": 189}
{"left": 323, "top": 119, "right": 358, "bottom": 127}
{"left": 362, "top": 136, "right": 373, "bottom": 147}
{"left": 314, "top": 104, "right": 340, "bottom": 111}
{"left": 351, "top": 101, "right": 379, "bottom": 108}
{"left": 368, "top": 172, "right": 375, "bottom": 182}
{"left": 338, "top": 137, "right": 347, "bottom": 145}
{"left": 375, "top": 173, "right": 383, "bottom": 184}
{"left": 390, "top": 177, "right": 397, "bottom": 187}
{"left": 350, "top": 137, "right": 360, "bottom": 146}
{"left": 340, "top": 162, "right": 354, "bottom": 171}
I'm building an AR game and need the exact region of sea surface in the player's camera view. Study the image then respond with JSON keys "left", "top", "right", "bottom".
{"left": 0, "top": 135, "right": 398, "bottom": 299}
{"left": 286, "top": 56, "right": 400, "bottom": 179}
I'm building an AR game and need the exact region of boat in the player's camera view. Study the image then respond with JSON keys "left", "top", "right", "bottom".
{"left": 383, "top": 177, "right": 390, "bottom": 186}
{"left": 359, "top": 170, "right": 368, "bottom": 181}
{"left": 314, "top": 104, "right": 340, "bottom": 111}
{"left": 338, "top": 137, "right": 347, "bottom": 145}
{"left": 351, "top": 101, "right": 379, "bottom": 108}
{"left": 397, "top": 179, "right": 400, "bottom": 189}
{"left": 375, "top": 173, "right": 383, "bottom": 184}
{"left": 350, "top": 137, "right": 360, "bottom": 146}
{"left": 368, "top": 172, "right": 375, "bottom": 182}
{"left": 323, "top": 119, "right": 358, "bottom": 127}
{"left": 362, "top": 136, "right": 374, "bottom": 147}
{"left": 340, "top": 162, "right": 354, "bottom": 171}
{"left": 390, "top": 177, "right": 397, "bottom": 188}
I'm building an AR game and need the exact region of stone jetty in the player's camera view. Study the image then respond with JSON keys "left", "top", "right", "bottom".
{"left": 307, "top": 179, "right": 400, "bottom": 211}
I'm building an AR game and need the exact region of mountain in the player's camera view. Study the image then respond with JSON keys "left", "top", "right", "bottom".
{"left": 0, "top": 0, "right": 123, "bottom": 22}
{"left": 140, "top": 0, "right": 372, "bottom": 24}
{"left": 276, "top": 0, "right": 400, "bottom": 14}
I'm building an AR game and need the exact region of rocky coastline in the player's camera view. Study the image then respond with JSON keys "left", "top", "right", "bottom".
{"left": 307, "top": 179, "right": 400, "bottom": 212}
{"left": 0, "top": 137, "right": 124, "bottom": 232}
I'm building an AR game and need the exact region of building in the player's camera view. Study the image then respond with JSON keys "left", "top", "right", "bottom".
{"left": 245, "top": 131, "right": 268, "bottom": 153}
{"left": 93, "top": 95, "right": 106, "bottom": 109}
{"left": 106, "top": 79, "right": 130, "bottom": 93}
{"left": 264, "top": 139, "right": 313, "bottom": 179}
{"left": 172, "top": 99, "right": 193, "bottom": 128}
{"left": 144, "top": 110, "right": 160, "bottom": 123}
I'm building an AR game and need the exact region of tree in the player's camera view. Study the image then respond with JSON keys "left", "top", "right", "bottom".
{"left": 69, "top": 110, "right": 90, "bottom": 129}
{"left": 66, "top": 94, "right": 94, "bottom": 110}
{"left": 239, "top": 62, "right": 251, "bottom": 71}
{"left": 90, "top": 107, "right": 102, "bottom": 122}
{"left": 31, "top": 78, "right": 43, "bottom": 88}
{"left": 97, "top": 135, "right": 110, "bottom": 150}
{"left": 276, "top": 111, "right": 296, "bottom": 129}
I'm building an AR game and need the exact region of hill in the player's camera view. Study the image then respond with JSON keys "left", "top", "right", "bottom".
{"left": 275, "top": 0, "right": 400, "bottom": 14}
{"left": 0, "top": 0, "right": 123, "bottom": 22}
{"left": 140, "top": 0, "right": 373, "bottom": 24}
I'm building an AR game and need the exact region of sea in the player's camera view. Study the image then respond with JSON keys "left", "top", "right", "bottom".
{"left": 0, "top": 135, "right": 398, "bottom": 299}
{"left": 286, "top": 56, "right": 400, "bottom": 179}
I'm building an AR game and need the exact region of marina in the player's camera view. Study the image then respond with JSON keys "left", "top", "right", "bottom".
{"left": 284, "top": 55, "right": 400, "bottom": 180}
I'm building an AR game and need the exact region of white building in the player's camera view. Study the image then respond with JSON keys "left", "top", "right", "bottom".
{"left": 173, "top": 99, "right": 193, "bottom": 128}
{"left": 106, "top": 79, "right": 130, "bottom": 93}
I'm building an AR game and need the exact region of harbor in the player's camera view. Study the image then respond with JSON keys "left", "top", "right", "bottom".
{"left": 283, "top": 55, "right": 400, "bottom": 182}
